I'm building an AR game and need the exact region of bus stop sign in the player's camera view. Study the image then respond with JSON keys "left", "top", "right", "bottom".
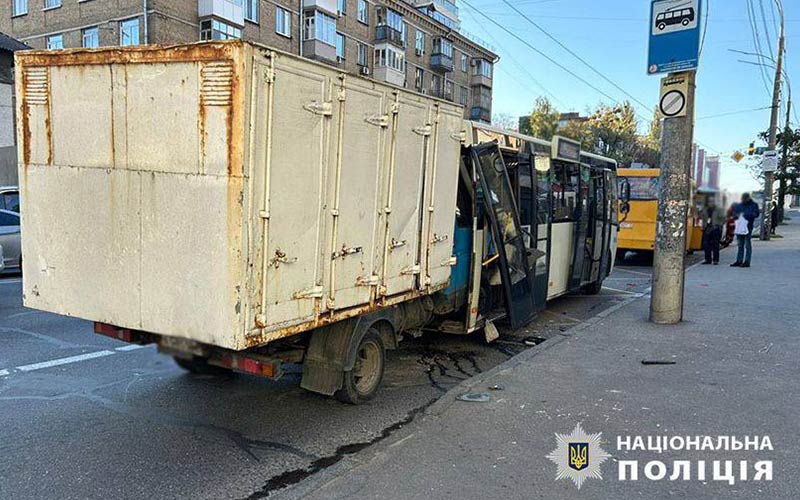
{"left": 648, "top": 0, "right": 702, "bottom": 75}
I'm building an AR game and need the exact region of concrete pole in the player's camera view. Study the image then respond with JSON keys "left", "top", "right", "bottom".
{"left": 650, "top": 71, "right": 696, "bottom": 325}
{"left": 761, "top": 1, "right": 784, "bottom": 240}
{"left": 778, "top": 89, "right": 791, "bottom": 223}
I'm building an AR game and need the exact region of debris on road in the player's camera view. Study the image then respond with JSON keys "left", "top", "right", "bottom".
{"left": 458, "top": 393, "right": 491, "bottom": 403}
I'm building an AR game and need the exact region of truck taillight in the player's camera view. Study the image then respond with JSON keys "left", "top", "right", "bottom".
{"left": 94, "top": 322, "right": 152, "bottom": 344}
{"left": 218, "top": 354, "right": 280, "bottom": 379}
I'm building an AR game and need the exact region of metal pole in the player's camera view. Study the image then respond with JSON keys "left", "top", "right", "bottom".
{"left": 142, "top": 0, "right": 148, "bottom": 44}
{"left": 778, "top": 83, "right": 791, "bottom": 223}
{"left": 650, "top": 71, "right": 696, "bottom": 325}
{"left": 761, "top": 0, "right": 784, "bottom": 240}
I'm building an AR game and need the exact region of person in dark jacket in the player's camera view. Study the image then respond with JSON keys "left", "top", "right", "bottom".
{"left": 731, "top": 193, "right": 760, "bottom": 268}
{"left": 701, "top": 198, "right": 725, "bottom": 265}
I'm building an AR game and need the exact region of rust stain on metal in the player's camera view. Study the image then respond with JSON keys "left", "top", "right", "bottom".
{"left": 15, "top": 41, "right": 241, "bottom": 68}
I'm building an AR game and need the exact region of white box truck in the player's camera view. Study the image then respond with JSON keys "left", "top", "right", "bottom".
{"left": 16, "top": 41, "right": 464, "bottom": 403}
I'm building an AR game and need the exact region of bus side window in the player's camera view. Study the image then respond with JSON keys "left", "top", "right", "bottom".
{"left": 552, "top": 162, "right": 578, "bottom": 223}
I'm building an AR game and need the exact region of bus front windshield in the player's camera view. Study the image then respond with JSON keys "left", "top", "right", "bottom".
{"left": 620, "top": 177, "right": 659, "bottom": 200}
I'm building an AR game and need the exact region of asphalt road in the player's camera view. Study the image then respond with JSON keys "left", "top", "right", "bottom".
{"left": 0, "top": 254, "right": 692, "bottom": 500}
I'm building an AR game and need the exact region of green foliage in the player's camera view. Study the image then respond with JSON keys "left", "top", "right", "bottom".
{"left": 521, "top": 98, "right": 662, "bottom": 168}
{"left": 526, "top": 97, "right": 560, "bottom": 141}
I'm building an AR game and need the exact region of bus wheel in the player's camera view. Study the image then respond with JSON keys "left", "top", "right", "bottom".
{"left": 173, "top": 356, "right": 230, "bottom": 376}
{"left": 335, "top": 329, "right": 386, "bottom": 405}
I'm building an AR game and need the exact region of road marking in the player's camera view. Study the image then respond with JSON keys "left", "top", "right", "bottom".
{"left": 16, "top": 350, "right": 116, "bottom": 372}
{"left": 0, "top": 345, "right": 151, "bottom": 378}
{"left": 115, "top": 344, "right": 147, "bottom": 352}
{"left": 0, "top": 278, "right": 22, "bottom": 284}
{"left": 602, "top": 285, "right": 643, "bottom": 295}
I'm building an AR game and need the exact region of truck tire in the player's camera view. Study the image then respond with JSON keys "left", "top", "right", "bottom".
{"left": 173, "top": 356, "right": 229, "bottom": 376}
{"left": 335, "top": 329, "right": 385, "bottom": 404}
{"left": 583, "top": 279, "right": 604, "bottom": 295}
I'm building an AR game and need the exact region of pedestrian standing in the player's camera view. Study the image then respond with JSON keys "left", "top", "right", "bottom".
{"left": 731, "top": 193, "right": 760, "bottom": 268}
{"left": 701, "top": 198, "right": 725, "bottom": 265}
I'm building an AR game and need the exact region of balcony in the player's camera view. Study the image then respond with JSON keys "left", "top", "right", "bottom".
{"left": 430, "top": 53, "right": 454, "bottom": 73}
{"left": 375, "top": 25, "right": 405, "bottom": 48}
{"left": 198, "top": 0, "right": 243, "bottom": 26}
{"left": 470, "top": 106, "right": 491, "bottom": 123}
{"left": 302, "top": 0, "right": 337, "bottom": 15}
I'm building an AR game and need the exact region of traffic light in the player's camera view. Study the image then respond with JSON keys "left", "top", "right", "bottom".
{"left": 748, "top": 142, "right": 755, "bottom": 155}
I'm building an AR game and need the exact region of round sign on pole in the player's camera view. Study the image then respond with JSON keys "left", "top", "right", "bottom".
{"left": 660, "top": 89, "right": 686, "bottom": 117}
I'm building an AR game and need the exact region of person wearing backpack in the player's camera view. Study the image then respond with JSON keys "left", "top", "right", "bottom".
{"left": 701, "top": 197, "right": 725, "bottom": 265}
{"left": 731, "top": 193, "right": 760, "bottom": 268}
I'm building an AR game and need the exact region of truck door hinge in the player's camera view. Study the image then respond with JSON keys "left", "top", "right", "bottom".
{"left": 451, "top": 130, "right": 467, "bottom": 143}
{"left": 304, "top": 101, "right": 333, "bottom": 116}
{"left": 356, "top": 275, "right": 381, "bottom": 287}
{"left": 293, "top": 286, "right": 324, "bottom": 299}
{"left": 414, "top": 125, "right": 432, "bottom": 136}
{"left": 441, "top": 256, "right": 457, "bottom": 267}
{"left": 263, "top": 67, "right": 275, "bottom": 84}
{"left": 365, "top": 114, "right": 390, "bottom": 127}
{"left": 401, "top": 265, "right": 421, "bottom": 275}
{"left": 431, "top": 233, "right": 449, "bottom": 244}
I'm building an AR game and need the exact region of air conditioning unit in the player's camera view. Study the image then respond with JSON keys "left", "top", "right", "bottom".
{"left": 360, "top": 66, "right": 370, "bottom": 76}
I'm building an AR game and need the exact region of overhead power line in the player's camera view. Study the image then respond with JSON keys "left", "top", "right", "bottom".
{"left": 696, "top": 106, "right": 772, "bottom": 120}
{"left": 498, "top": 0, "right": 652, "bottom": 112}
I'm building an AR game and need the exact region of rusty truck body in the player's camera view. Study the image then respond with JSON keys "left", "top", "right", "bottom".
{"left": 16, "top": 41, "right": 622, "bottom": 403}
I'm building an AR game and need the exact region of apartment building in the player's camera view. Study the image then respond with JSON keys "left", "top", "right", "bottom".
{"left": 0, "top": 0, "right": 497, "bottom": 121}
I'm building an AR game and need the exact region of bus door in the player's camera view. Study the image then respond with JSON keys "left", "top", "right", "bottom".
{"left": 532, "top": 155, "right": 552, "bottom": 311}
{"left": 585, "top": 168, "right": 608, "bottom": 284}
{"left": 470, "top": 144, "right": 537, "bottom": 329}
{"left": 568, "top": 165, "right": 592, "bottom": 290}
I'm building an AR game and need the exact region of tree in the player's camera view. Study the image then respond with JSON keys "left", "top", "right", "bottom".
{"left": 587, "top": 101, "right": 639, "bottom": 167}
{"left": 559, "top": 119, "right": 593, "bottom": 150}
{"left": 526, "top": 97, "right": 560, "bottom": 141}
{"left": 491, "top": 112, "right": 519, "bottom": 132}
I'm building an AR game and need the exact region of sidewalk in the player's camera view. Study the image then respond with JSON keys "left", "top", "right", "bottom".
{"left": 276, "top": 215, "right": 800, "bottom": 500}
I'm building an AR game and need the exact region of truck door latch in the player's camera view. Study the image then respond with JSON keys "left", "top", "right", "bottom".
{"left": 332, "top": 245, "right": 363, "bottom": 260}
{"left": 270, "top": 249, "right": 298, "bottom": 268}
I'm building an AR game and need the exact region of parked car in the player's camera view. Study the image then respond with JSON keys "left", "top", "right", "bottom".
{"left": 0, "top": 187, "right": 19, "bottom": 213}
{"left": 0, "top": 244, "right": 5, "bottom": 273}
{"left": 0, "top": 209, "right": 20, "bottom": 271}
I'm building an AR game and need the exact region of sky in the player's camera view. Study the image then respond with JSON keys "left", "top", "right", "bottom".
{"left": 458, "top": 0, "right": 799, "bottom": 193}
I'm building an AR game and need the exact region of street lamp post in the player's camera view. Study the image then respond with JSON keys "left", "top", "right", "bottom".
{"left": 761, "top": 0, "right": 785, "bottom": 241}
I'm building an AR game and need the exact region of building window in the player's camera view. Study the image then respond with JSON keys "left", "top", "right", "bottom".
{"left": 430, "top": 73, "right": 441, "bottom": 96}
{"left": 245, "top": 0, "right": 257, "bottom": 23}
{"left": 444, "top": 80, "right": 454, "bottom": 101}
{"left": 357, "top": 42, "right": 368, "bottom": 67}
{"left": 276, "top": 7, "right": 291, "bottom": 37}
{"left": 474, "top": 59, "right": 493, "bottom": 78}
{"left": 337, "top": 0, "right": 346, "bottom": 15}
{"left": 433, "top": 37, "right": 453, "bottom": 57}
{"left": 459, "top": 85, "right": 469, "bottom": 106}
{"left": 12, "top": 0, "right": 26, "bottom": 16}
{"left": 415, "top": 31, "right": 424, "bottom": 56}
{"left": 336, "top": 32, "right": 345, "bottom": 60}
{"left": 304, "top": 10, "right": 336, "bottom": 46}
{"left": 461, "top": 53, "right": 468, "bottom": 72}
{"left": 120, "top": 18, "right": 140, "bottom": 46}
{"left": 46, "top": 34, "right": 63, "bottom": 50}
{"left": 414, "top": 67, "right": 424, "bottom": 92}
{"left": 43, "top": 0, "right": 60, "bottom": 9}
{"left": 357, "top": 0, "right": 368, "bottom": 24}
{"left": 82, "top": 26, "right": 99, "bottom": 48}
{"left": 199, "top": 19, "right": 241, "bottom": 41}
{"left": 374, "top": 46, "right": 405, "bottom": 72}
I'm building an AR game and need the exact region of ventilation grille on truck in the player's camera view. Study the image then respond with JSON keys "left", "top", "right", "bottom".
{"left": 200, "top": 61, "right": 234, "bottom": 107}
{"left": 23, "top": 67, "right": 49, "bottom": 106}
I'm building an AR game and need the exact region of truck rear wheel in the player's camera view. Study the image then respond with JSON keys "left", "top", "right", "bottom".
{"left": 335, "top": 329, "right": 385, "bottom": 404}
{"left": 173, "top": 356, "right": 229, "bottom": 376}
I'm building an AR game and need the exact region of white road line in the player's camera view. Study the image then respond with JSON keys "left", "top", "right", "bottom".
{"left": 602, "top": 285, "right": 643, "bottom": 295}
{"left": 16, "top": 350, "right": 116, "bottom": 372}
{"left": 0, "top": 369, "right": 9, "bottom": 377}
{"left": 0, "top": 278, "right": 22, "bottom": 284}
{"left": 114, "top": 344, "right": 148, "bottom": 352}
